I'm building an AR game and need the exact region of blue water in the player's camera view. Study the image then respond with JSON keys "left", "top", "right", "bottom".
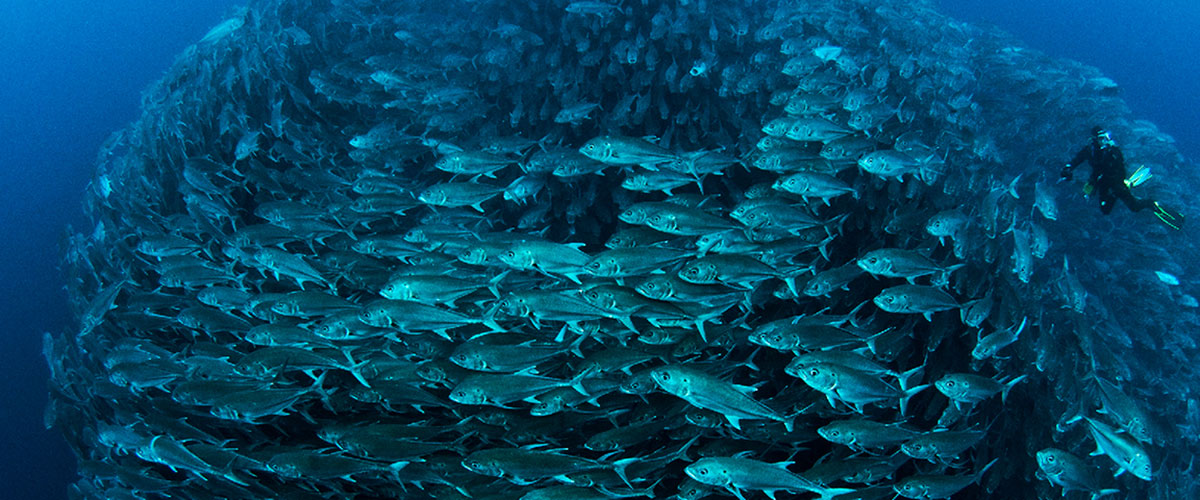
{"left": 1, "top": 0, "right": 1195, "bottom": 497}
{"left": 938, "top": 0, "right": 1200, "bottom": 159}
{"left": 0, "top": 2, "right": 239, "bottom": 497}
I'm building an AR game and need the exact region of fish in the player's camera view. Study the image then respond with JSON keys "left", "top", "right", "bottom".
{"left": 53, "top": 0, "right": 1199, "bottom": 498}
{"left": 462, "top": 447, "right": 622, "bottom": 485}
{"left": 934, "top": 372, "right": 1026, "bottom": 408}
{"left": 1078, "top": 416, "right": 1153, "bottom": 480}
{"left": 873, "top": 284, "right": 959, "bottom": 321}
{"left": 1089, "top": 374, "right": 1162, "bottom": 444}
{"left": 450, "top": 371, "right": 588, "bottom": 408}
{"left": 417, "top": 182, "right": 506, "bottom": 211}
{"left": 1011, "top": 227, "right": 1034, "bottom": 283}
{"left": 579, "top": 136, "right": 679, "bottom": 168}
{"left": 583, "top": 247, "right": 691, "bottom": 279}
{"left": 498, "top": 240, "right": 591, "bottom": 284}
{"left": 434, "top": 151, "right": 517, "bottom": 179}
{"left": 1036, "top": 448, "right": 1121, "bottom": 500}
{"left": 784, "top": 117, "right": 854, "bottom": 142}
{"left": 900, "top": 429, "right": 987, "bottom": 465}
{"left": 817, "top": 419, "right": 919, "bottom": 452}
{"left": 858, "top": 150, "right": 934, "bottom": 183}
{"left": 1033, "top": 181, "right": 1058, "bottom": 220}
{"left": 772, "top": 171, "right": 858, "bottom": 204}
{"left": 892, "top": 458, "right": 996, "bottom": 499}
{"left": 684, "top": 456, "right": 854, "bottom": 500}
{"left": 971, "top": 317, "right": 1025, "bottom": 361}
{"left": 788, "top": 362, "right": 927, "bottom": 415}
{"left": 856, "top": 248, "right": 963, "bottom": 284}
{"left": 651, "top": 365, "right": 794, "bottom": 430}
{"left": 1154, "top": 271, "right": 1179, "bottom": 286}
{"left": 555, "top": 102, "right": 601, "bottom": 124}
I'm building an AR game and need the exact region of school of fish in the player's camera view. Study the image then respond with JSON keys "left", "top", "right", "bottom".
{"left": 45, "top": 0, "right": 1200, "bottom": 499}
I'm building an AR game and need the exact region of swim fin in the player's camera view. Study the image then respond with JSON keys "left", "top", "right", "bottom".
{"left": 1152, "top": 202, "right": 1184, "bottom": 231}
{"left": 1125, "top": 166, "right": 1152, "bottom": 188}
{"left": 1082, "top": 182, "right": 1094, "bottom": 196}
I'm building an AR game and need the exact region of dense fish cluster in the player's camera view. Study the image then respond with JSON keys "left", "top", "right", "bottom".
{"left": 47, "top": 0, "right": 1200, "bottom": 499}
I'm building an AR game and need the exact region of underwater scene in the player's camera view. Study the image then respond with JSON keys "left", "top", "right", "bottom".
{"left": 35, "top": 0, "right": 1200, "bottom": 498}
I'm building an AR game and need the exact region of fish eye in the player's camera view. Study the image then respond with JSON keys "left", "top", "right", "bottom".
{"left": 809, "top": 367, "right": 819, "bottom": 376}
{"left": 828, "top": 429, "right": 840, "bottom": 437}
{"left": 454, "top": 391, "right": 466, "bottom": 398}
{"left": 660, "top": 372, "right": 670, "bottom": 380}
{"left": 1045, "top": 455, "right": 1055, "bottom": 463}
{"left": 697, "top": 468, "right": 708, "bottom": 475}
{"left": 944, "top": 380, "right": 955, "bottom": 387}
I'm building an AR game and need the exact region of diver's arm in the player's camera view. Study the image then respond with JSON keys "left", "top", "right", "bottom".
{"left": 1061, "top": 145, "right": 1091, "bottom": 180}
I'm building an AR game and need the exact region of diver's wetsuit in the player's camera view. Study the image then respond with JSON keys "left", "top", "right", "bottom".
{"left": 1065, "top": 142, "right": 1153, "bottom": 214}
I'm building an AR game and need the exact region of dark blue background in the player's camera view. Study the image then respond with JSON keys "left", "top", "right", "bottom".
{"left": 0, "top": 0, "right": 1195, "bottom": 497}
{"left": 938, "top": 0, "right": 1200, "bottom": 158}
{"left": 0, "top": 1, "right": 239, "bottom": 497}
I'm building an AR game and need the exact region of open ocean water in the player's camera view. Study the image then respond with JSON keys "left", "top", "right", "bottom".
{"left": 2, "top": 0, "right": 1197, "bottom": 498}
{"left": 0, "top": 2, "right": 242, "bottom": 497}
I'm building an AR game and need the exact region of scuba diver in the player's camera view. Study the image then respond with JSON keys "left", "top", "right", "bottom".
{"left": 1060, "top": 126, "right": 1184, "bottom": 230}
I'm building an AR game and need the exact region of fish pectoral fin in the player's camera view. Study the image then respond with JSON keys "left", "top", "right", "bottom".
{"left": 725, "top": 415, "right": 743, "bottom": 429}
{"left": 823, "top": 393, "right": 839, "bottom": 409}
{"left": 725, "top": 486, "right": 749, "bottom": 500}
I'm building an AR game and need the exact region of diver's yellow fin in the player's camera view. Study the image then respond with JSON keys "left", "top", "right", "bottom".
{"left": 1153, "top": 202, "right": 1184, "bottom": 231}
{"left": 1125, "top": 166, "right": 1152, "bottom": 188}
{"left": 1082, "top": 182, "right": 1094, "bottom": 196}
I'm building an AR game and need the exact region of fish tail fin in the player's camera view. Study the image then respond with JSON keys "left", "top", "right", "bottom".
{"left": 899, "top": 385, "right": 928, "bottom": 417}
{"left": 612, "top": 457, "right": 637, "bottom": 488}
{"left": 897, "top": 365, "right": 928, "bottom": 417}
{"left": 1001, "top": 374, "right": 1027, "bottom": 404}
{"left": 1007, "top": 174, "right": 1023, "bottom": 199}
{"left": 864, "top": 326, "right": 895, "bottom": 356}
{"left": 899, "top": 364, "right": 924, "bottom": 390}
{"left": 975, "top": 458, "right": 1000, "bottom": 482}
{"left": 567, "top": 369, "right": 590, "bottom": 397}
{"left": 566, "top": 330, "right": 588, "bottom": 358}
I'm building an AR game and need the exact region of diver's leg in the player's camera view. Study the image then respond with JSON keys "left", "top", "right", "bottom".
{"left": 1099, "top": 189, "right": 1116, "bottom": 214}
{"left": 1115, "top": 185, "right": 1152, "bottom": 212}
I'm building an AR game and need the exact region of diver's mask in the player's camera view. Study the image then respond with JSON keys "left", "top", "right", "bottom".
{"left": 1095, "top": 130, "right": 1115, "bottom": 149}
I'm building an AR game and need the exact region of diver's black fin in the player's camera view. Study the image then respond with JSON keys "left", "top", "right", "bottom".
{"left": 1153, "top": 202, "right": 1184, "bottom": 231}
